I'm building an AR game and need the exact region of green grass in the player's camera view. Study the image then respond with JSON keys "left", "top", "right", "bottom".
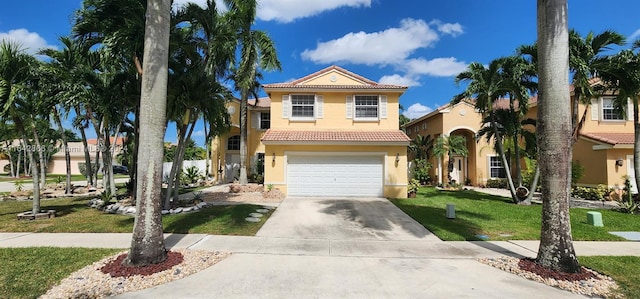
{"left": 0, "top": 197, "right": 271, "bottom": 235}
{"left": 0, "top": 247, "right": 120, "bottom": 299}
{"left": 580, "top": 256, "right": 640, "bottom": 299}
{"left": 391, "top": 187, "right": 638, "bottom": 241}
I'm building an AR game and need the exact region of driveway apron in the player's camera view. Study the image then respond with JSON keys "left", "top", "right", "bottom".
{"left": 256, "top": 197, "right": 441, "bottom": 241}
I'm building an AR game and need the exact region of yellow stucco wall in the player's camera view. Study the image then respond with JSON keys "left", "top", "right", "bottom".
{"left": 268, "top": 91, "right": 402, "bottom": 130}
{"left": 302, "top": 70, "right": 368, "bottom": 86}
{"left": 264, "top": 144, "right": 408, "bottom": 198}
{"left": 211, "top": 100, "right": 269, "bottom": 182}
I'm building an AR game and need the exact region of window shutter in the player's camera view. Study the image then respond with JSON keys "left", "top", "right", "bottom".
{"left": 591, "top": 98, "right": 599, "bottom": 121}
{"left": 282, "top": 95, "right": 290, "bottom": 119}
{"left": 251, "top": 112, "right": 258, "bottom": 129}
{"left": 379, "top": 95, "right": 388, "bottom": 119}
{"left": 346, "top": 95, "right": 353, "bottom": 119}
{"left": 315, "top": 95, "right": 324, "bottom": 119}
{"left": 628, "top": 98, "right": 633, "bottom": 121}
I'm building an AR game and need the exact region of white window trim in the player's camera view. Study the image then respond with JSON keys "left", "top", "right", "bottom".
{"left": 598, "top": 97, "right": 628, "bottom": 122}
{"left": 289, "top": 94, "right": 318, "bottom": 121}
{"left": 487, "top": 155, "right": 506, "bottom": 179}
{"left": 353, "top": 94, "right": 380, "bottom": 121}
{"left": 258, "top": 112, "right": 270, "bottom": 130}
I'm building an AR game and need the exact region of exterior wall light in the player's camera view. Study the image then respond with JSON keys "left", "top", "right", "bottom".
{"left": 616, "top": 158, "right": 623, "bottom": 167}
{"left": 272, "top": 152, "right": 276, "bottom": 163}
{"left": 395, "top": 153, "right": 400, "bottom": 163}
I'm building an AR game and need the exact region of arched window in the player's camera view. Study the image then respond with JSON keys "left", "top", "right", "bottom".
{"left": 227, "top": 135, "right": 240, "bottom": 151}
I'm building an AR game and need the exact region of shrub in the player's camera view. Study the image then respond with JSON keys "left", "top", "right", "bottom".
{"left": 77, "top": 162, "right": 98, "bottom": 177}
{"left": 412, "top": 158, "right": 432, "bottom": 185}
{"left": 182, "top": 166, "right": 202, "bottom": 184}
{"left": 486, "top": 178, "right": 508, "bottom": 189}
{"left": 572, "top": 161, "right": 585, "bottom": 186}
{"left": 571, "top": 185, "right": 612, "bottom": 201}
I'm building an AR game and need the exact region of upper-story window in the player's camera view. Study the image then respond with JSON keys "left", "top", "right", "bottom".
{"left": 259, "top": 112, "right": 270, "bottom": 129}
{"left": 346, "top": 95, "right": 387, "bottom": 120}
{"left": 355, "top": 95, "right": 379, "bottom": 119}
{"left": 422, "top": 123, "right": 427, "bottom": 130}
{"left": 282, "top": 94, "right": 323, "bottom": 120}
{"left": 292, "top": 95, "right": 315, "bottom": 118}
{"left": 601, "top": 98, "right": 625, "bottom": 121}
{"left": 489, "top": 156, "right": 506, "bottom": 178}
{"left": 227, "top": 135, "right": 240, "bottom": 151}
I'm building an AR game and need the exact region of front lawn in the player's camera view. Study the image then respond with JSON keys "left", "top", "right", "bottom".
{"left": 0, "top": 247, "right": 120, "bottom": 299}
{"left": 391, "top": 187, "right": 638, "bottom": 241}
{"left": 580, "top": 256, "right": 640, "bottom": 299}
{"left": 0, "top": 197, "right": 271, "bottom": 235}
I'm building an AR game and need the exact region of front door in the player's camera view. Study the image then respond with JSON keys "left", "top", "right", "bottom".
{"left": 627, "top": 155, "right": 637, "bottom": 193}
{"left": 225, "top": 153, "right": 240, "bottom": 182}
{"left": 450, "top": 156, "right": 465, "bottom": 185}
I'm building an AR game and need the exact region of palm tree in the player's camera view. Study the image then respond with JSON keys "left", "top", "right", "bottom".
{"left": 453, "top": 59, "right": 520, "bottom": 200}
{"left": 409, "top": 134, "right": 433, "bottom": 160}
{"left": 432, "top": 135, "right": 468, "bottom": 185}
{"left": 597, "top": 43, "right": 640, "bottom": 198}
{"left": 569, "top": 29, "right": 625, "bottom": 141}
{"left": 536, "top": 0, "right": 580, "bottom": 273}
{"left": 224, "top": 0, "right": 281, "bottom": 185}
{"left": 0, "top": 42, "right": 42, "bottom": 215}
{"left": 126, "top": 0, "right": 171, "bottom": 267}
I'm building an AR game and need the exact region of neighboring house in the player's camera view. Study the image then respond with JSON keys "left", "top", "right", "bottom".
{"left": 211, "top": 97, "right": 270, "bottom": 183}
{"left": 48, "top": 137, "right": 126, "bottom": 175}
{"left": 212, "top": 65, "right": 411, "bottom": 198}
{"left": 405, "top": 100, "right": 495, "bottom": 186}
{"left": 405, "top": 79, "right": 639, "bottom": 192}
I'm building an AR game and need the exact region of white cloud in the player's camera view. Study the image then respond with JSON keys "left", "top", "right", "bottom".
{"left": 379, "top": 74, "right": 420, "bottom": 87}
{"left": 403, "top": 57, "right": 468, "bottom": 77}
{"left": 629, "top": 28, "right": 640, "bottom": 42}
{"left": 192, "top": 130, "right": 206, "bottom": 137}
{"left": 258, "top": 0, "right": 371, "bottom": 23}
{"left": 301, "top": 18, "right": 439, "bottom": 65}
{"left": 403, "top": 103, "right": 433, "bottom": 119}
{"left": 172, "top": 0, "right": 369, "bottom": 23}
{"left": 429, "top": 20, "right": 464, "bottom": 37}
{"left": 0, "top": 29, "right": 56, "bottom": 54}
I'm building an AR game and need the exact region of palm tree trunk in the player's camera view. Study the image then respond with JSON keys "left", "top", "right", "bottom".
{"left": 53, "top": 107, "right": 72, "bottom": 194}
{"left": 489, "top": 108, "right": 518, "bottom": 202}
{"left": 78, "top": 121, "right": 94, "bottom": 186}
{"left": 171, "top": 121, "right": 197, "bottom": 203}
{"left": 523, "top": 164, "right": 540, "bottom": 205}
{"left": 633, "top": 98, "right": 640, "bottom": 196}
{"left": 239, "top": 88, "right": 248, "bottom": 185}
{"left": 14, "top": 117, "right": 40, "bottom": 215}
{"left": 31, "top": 123, "right": 47, "bottom": 187}
{"left": 513, "top": 131, "right": 523, "bottom": 187}
{"left": 536, "top": 0, "right": 580, "bottom": 273}
{"left": 126, "top": 0, "right": 170, "bottom": 267}
{"left": 164, "top": 114, "right": 188, "bottom": 210}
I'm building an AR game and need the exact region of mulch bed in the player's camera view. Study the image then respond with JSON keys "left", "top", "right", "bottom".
{"left": 100, "top": 251, "right": 184, "bottom": 278}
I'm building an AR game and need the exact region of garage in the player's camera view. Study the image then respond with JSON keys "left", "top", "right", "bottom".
{"left": 287, "top": 155, "right": 384, "bottom": 197}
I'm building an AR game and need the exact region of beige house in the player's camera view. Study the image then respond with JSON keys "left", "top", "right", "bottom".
{"left": 405, "top": 80, "right": 639, "bottom": 191}
{"left": 212, "top": 65, "right": 411, "bottom": 198}
{"left": 48, "top": 137, "right": 126, "bottom": 175}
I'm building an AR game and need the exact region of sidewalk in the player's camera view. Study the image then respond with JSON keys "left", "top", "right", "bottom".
{"left": 1, "top": 233, "right": 638, "bottom": 258}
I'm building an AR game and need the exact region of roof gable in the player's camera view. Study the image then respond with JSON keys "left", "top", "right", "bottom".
{"left": 263, "top": 65, "right": 407, "bottom": 90}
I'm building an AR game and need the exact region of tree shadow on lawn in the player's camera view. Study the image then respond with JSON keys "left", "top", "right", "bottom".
{"left": 391, "top": 203, "right": 494, "bottom": 241}
{"left": 161, "top": 204, "right": 265, "bottom": 234}
{"left": 432, "top": 189, "right": 513, "bottom": 203}
{"left": 0, "top": 198, "right": 90, "bottom": 218}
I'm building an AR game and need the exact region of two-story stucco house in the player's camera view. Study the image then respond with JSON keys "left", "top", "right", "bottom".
{"left": 211, "top": 65, "right": 411, "bottom": 198}
{"left": 405, "top": 78, "right": 639, "bottom": 192}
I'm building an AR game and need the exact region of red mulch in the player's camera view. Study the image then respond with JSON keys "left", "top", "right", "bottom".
{"left": 100, "top": 251, "right": 184, "bottom": 278}
{"left": 518, "top": 258, "right": 598, "bottom": 282}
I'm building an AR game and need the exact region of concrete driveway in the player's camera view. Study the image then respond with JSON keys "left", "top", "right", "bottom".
{"left": 256, "top": 197, "right": 441, "bottom": 241}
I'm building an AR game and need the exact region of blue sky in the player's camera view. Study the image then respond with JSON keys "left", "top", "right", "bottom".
{"left": 2, "top": 0, "right": 640, "bottom": 146}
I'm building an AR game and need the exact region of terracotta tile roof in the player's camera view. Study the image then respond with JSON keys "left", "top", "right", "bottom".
{"left": 263, "top": 65, "right": 407, "bottom": 90}
{"left": 261, "top": 129, "right": 411, "bottom": 143}
{"left": 248, "top": 97, "right": 271, "bottom": 108}
{"left": 580, "top": 132, "right": 634, "bottom": 145}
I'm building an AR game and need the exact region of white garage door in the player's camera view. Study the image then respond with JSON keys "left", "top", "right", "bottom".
{"left": 287, "top": 155, "right": 384, "bottom": 197}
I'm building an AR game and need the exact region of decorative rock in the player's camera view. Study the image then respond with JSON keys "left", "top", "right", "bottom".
{"left": 174, "top": 207, "right": 183, "bottom": 214}
{"left": 249, "top": 213, "right": 263, "bottom": 218}
{"left": 161, "top": 210, "right": 170, "bottom": 215}
{"left": 169, "top": 209, "right": 175, "bottom": 214}
{"left": 256, "top": 209, "right": 269, "bottom": 213}
{"left": 125, "top": 207, "right": 136, "bottom": 214}
{"left": 262, "top": 206, "right": 276, "bottom": 210}
{"left": 245, "top": 217, "right": 261, "bottom": 222}
{"left": 197, "top": 202, "right": 208, "bottom": 208}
